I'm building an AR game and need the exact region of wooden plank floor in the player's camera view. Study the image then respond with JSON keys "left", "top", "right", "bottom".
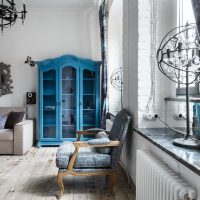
{"left": 0, "top": 147, "right": 135, "bottom": 200}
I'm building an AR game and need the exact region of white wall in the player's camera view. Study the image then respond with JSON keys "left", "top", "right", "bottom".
{"left": 0, "top": 8, "right": 101, "bottom": 119}
{"left": 137, "top": 0, "right": 177, "bottom": 128}
{"left": 107, "top": 0, "right": 123, "bottom": 115}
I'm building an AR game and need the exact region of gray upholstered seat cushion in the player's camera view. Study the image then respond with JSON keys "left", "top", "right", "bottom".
{"left": 56, "top": 142, "right": 111, "bottom": 169}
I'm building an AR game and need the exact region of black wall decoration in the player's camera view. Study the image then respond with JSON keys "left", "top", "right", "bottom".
{"left": 0, "top": 62, "right": 13, "bottom": 96}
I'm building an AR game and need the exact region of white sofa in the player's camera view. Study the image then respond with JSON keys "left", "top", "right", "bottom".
{"left": 0, "top": 107, "right": 33, "bottom": 155}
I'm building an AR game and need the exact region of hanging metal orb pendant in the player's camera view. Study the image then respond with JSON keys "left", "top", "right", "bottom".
{"left": 0, "top": 0, "right": 27, "bottom": 33}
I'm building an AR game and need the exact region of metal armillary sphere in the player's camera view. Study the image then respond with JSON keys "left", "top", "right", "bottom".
{"left": 110, "top": 68, "right": 123, "bottom": 109}
{"left": 110, "top": 68, "right": 123, "bottom": 91}
{"left": 0, "top": 0, "right": 27, "bottom": 33}
{"left": 157, "top": 23, "right": 200, "bottom": 149}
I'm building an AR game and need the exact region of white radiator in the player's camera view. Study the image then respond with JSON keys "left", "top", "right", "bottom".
{"left": 136, "top": 150, "right": 197, "bottom": 200}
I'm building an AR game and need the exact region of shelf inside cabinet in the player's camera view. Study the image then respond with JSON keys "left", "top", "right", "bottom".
{"left": 44, "top": 124, "right": 56, "bottom": 127}
{"left": 62, "top": 94, "right": 75, "bottom": 95}
{"left": 62, "top": 79, "right": 76, "bottom": 81}
{"left": 83, "top": 78, "right": 95, "bottom": 81}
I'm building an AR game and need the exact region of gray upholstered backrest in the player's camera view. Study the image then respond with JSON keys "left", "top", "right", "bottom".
{"left": 109, "top": 109, "right": 131, "bottom": 168}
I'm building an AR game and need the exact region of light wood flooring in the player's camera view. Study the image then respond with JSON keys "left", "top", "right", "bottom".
{"left": 0, "top": 147, "right": 135, "bottom": 200}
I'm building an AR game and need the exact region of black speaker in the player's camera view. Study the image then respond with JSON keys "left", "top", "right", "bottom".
{"left": 26, "top": 92, "right": 36, "bottom": 104}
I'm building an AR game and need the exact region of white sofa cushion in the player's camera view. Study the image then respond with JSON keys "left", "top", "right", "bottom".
{"left": 0, "top": 129, "right": 13, "bottom": 141}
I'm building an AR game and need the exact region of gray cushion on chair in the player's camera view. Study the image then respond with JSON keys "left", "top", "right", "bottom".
{"left": 56, "top": 141, "right": 111, "bottom": 169}
{"left": 87, "top": 131, "right": 111, "bottom": 154}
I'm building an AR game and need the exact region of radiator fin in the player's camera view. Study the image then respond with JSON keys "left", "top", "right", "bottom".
{"left": 136, "top": 150, "right": 196, "bottom": 200}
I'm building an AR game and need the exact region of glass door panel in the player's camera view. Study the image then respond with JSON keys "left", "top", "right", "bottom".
{"left": 82, "top": 69, "right": 96, "bottom": 136}
{"left": 42, "top": 69, "right": 57, "bottom": 139}
{"left": 61, "top": 66, "right": 77, "bottom": 139}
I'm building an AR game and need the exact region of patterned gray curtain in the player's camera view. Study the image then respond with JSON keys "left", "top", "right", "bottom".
{"left": 192, "top": 0, "right": 200, "bottom": 36}
{"left": 99, "top": 0, "right": 109, "bottom": 129}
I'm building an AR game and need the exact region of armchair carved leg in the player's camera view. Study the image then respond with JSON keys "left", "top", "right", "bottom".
{"left": 57, "top": 173, "right": 64, "bottom": 199}
{"left": 110, "top": 172, "right": 117, "bottom": 187}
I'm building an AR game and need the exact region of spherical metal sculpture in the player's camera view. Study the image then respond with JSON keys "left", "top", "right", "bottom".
{"left": 110, "top": 68, "right": 123, "bottom": 109}
{"left": 157, "top": 23, "right": 200, "bottom": 149}
{"left": 110, "top": 68, "right": 123, "bottom": 91}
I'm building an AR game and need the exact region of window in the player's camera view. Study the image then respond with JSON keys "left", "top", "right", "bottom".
{"left": 176, "top": 0, "right": 200, "bottom": 96}
{"left": 177, "top": 0, "right": 195, "bottom": 26}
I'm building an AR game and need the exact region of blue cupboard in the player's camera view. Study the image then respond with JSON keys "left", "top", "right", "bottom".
{"left": 37, "top": 55, "right": 101, "bottom": 147}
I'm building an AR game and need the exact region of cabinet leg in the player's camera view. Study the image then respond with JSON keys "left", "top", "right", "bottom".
{"left": 36, "top": 142, "right": 41, "bottom": 148}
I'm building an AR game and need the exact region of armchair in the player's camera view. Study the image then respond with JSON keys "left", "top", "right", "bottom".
{"left": 56, "top": 109, "right": 131, "bottom": 199}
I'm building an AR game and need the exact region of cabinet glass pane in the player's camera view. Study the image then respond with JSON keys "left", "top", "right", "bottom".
{"left": 62, "top": 66, "right": 77, "bottom": 139}
{"left": 43, "top": 126, "right": 56, "bottom": 138}
{"left": 83, "top": 69, "right": 95, "bottom": 79}
{"left": 83, "top": 80, "right": 95, "bottom": 94}
{"left": 83, "top": 110, "right": 95, "bottom": 125}
{"left": 82, "top": 69, "right": 96, "bottom": 134}
{"left": 43, "top": 69, "right": 57, "bottom": 139}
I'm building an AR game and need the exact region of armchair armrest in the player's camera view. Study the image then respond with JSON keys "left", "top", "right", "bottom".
{"left": 73, "top": 140, "right": 120, "bottom": 148}
{"left": 15, "top": 120, "right": 33, "bottom": 126}
{"left": 14, "top": 120, "right": 33, "bottom": 155}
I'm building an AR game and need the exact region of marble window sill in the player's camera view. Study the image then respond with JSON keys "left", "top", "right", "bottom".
{"left": 134, "top": 128, "right": 200, "bottom": 176}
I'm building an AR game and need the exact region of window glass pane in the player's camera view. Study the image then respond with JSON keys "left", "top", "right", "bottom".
{"left": 177, "top": 0, "right": 196, "bottom": 91}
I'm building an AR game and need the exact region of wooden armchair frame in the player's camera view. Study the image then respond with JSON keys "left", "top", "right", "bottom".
{"left": 57, "top": 130, "right": 120, "bottom": 199}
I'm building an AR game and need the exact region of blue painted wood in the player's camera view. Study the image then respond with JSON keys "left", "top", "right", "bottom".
{"left": 37, "top": 55, "right": 101, "bottom": 146}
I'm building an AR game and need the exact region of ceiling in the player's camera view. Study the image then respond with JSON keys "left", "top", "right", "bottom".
{"left": 16, "top": 0, "right": 98, "bottom": 9}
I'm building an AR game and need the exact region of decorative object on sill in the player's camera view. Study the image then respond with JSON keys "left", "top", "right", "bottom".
{"left": 157, "top": 23, "right": 200, "bottom": 149}
{"left": 0, "top": 62, "right": 13, "bottom": 96}
{"left": 0, "top": 0, "right": 27, "bottom": 33}
{"left": 110, "top": 68, "right": 123, "bottom": 109}
{"left": 25, "top": 56, "right": 35, "bottom": 67}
